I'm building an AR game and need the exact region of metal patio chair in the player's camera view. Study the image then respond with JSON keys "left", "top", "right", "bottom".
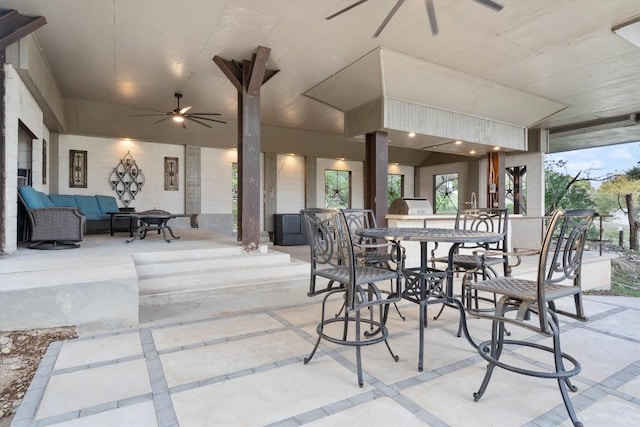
{"left": 464, "top": 209, "right": 595, "bottom": 427}
{"left": 300, "top": 208, "right": 403, "bottom": 387}
{"left": 432, "top": 208, "right": 509, "bottom": 312}
{"left": 342, "top": 208, "right": 407, "bottom": 320}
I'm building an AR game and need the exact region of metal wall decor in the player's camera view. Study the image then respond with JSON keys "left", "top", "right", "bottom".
{"left": 69, "top": 150, "right": 87, "bottom": 188}
{"left": 164, "top": 157, "right": 179, "bottom": 191}
{"left": 109, "top": 151, "right": 145, "bottom": 207}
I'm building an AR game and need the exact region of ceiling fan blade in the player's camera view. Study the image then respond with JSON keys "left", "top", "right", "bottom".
{"left": 130, "top": 112, "right": 170, "bottom": 117}
{"left": 326, "top": 0, "right": 368, "bottom": 20}
{"left": 188, "top": 115, "right": 227, "bottom": 124}
{"left": 425, "top": 0, "right": 438, "bottom": 36}
{"left": 185, "top": 116, "right": 212, "bottom": 128}
{"left": 187, "top": 112, "right": 222, "bottom": 116}
{"left": 373, "top": 0, "right": 405, "bottom": 37}
{"left": 474, "top": 0, "right": 503, "bottom": 12}
{"left": 179, "top": 106, "right": 192, "bottom": 114}
{"left": 152, "top": 116, "right": 172, "bottom": 125}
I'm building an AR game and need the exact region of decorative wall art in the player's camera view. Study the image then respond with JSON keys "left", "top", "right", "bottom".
{"left": 164, "top": 157, "right": 179, "bottom": 191}
{"left": 69, "top": 150, "right": 87, "bottom": 188}
{"left": 109, "top": 151, "right": 145, "bottom": 207}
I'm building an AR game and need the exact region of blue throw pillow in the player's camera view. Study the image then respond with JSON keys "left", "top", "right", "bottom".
{"left": 74, "top": 195, "right": 101, "bottom": 215}
{"left": 50, "top": 194, "right": 78, "bottom": 208}
{"left": 96, "top": 195, "right": 119, "bottom": 213}
{"left": 18, "top": 186, "right": 55, "bottom": 209}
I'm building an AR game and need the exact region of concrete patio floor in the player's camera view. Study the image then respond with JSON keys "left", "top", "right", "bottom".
{"left": 9, "top": 293, "right": 640, "bottom": 426}
{"left": 4, "top": 231, "right": 640, "bottom": 426}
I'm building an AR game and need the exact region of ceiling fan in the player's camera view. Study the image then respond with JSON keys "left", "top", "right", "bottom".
{"left": 326, "top": 0, "right": 504, "bottom": 37}
{"left": 131, "top": 92, "right": 226, "bottom": 129}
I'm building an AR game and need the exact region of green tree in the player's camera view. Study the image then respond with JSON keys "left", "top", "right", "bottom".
{"left": 594, "top": 175, "right": 640, "bottom": 214}
{"left": 626, "top": 162, "right": 640, "bottom": 181}
{"left": 544, "top": 160, "right": 594, "bottom": 214}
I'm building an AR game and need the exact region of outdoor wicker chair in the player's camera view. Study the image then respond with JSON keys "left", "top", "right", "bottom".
{"left": 18, "top": 185, "right": 85, "bottom": 249}
{"left": 300, "top": 208, "right": 403, "bottom": 387}
{"left": 464, "top": 209, "right": 595, "bottom": 427}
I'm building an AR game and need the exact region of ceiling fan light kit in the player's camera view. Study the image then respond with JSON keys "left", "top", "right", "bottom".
{"left": 130, "top": 92, "right": 226, "bottom": 129}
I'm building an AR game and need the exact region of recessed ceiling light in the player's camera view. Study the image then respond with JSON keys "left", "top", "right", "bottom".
{"left": 613, "top": 18, "right": 640, "bottom": 48}
{"left": 493, "top": 146, "right": 500, "bottom": 151}
{"left": 454, "top": 140, "right": 462, "bottom": 145}
{"left": 470, "top": 150, "right": 476, "bottom": 155}
{"left": 408, "top": 132, "right": 416, "bottom": 138}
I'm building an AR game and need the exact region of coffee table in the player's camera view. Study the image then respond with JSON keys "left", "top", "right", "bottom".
{"left": 112, "top": 210, "right": 190, "bottom": 243}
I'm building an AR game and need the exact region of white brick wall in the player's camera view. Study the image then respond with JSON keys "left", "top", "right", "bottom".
{"left": 58, "top": 135, "right": 185, "bottom": 212}
{"left": 276, "top": 154, "right": 305, "bottom": 213}
{"left": 3, "top": 65, "right": 45, "bottom": 253}
{"left": 201, "top": 148, "right": 237, "bottom": 214}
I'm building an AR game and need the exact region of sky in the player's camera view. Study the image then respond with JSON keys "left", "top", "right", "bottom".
{"left": 545, "top": 141, "right": 640, "bottom": 186}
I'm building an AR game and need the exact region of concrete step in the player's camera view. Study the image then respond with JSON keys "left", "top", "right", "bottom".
{"left": 135, "top": 251, "right": 294, "bottom": 277}
{"left": 138, "top": 260, "right": 309, "bottom": 294}
{"left": 133, "top": 246, "right": 247, "bottom": 265}
{"left": 135, "top": 246, "right": 311, "bottom": 304}
{"left": 139, "top": 276, "right": 310, "bottom": 306}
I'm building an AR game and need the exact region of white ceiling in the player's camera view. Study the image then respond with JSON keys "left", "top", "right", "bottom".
{"left": 2, "top": 0, "right": 640, "bottom": 156}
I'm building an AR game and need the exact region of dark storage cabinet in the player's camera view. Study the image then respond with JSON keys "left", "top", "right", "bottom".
{"left": 274, "top": 213, "right": 309, "bottom": 246}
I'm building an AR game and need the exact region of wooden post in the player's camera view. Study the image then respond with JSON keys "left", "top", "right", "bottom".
{"left": 365, "top": 131, "right": 389, "bottom": 226}
{"left": 487, "top": 151, "right": 505, "bottom": 209}
{"left": 213, "top": 47, "right": 279, "bottom": 251}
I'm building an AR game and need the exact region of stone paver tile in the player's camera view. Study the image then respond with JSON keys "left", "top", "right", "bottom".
{"left": 47, "top": 401, "right": 158, "bottom": 427}
{"left": 587, "top": 309, "right": 640, "bottom": 341}
{"left": 404, "top": 361, "right": 562, "bottom": 426}
{"left": 617, "top": 375, "right": 640, "bottom": 399}
{"left": 172, "top": 356, "right": 371, "bottom": 426}
{"left": 37, "top": 359, "right": 151, "bottom": 419}
{"left": 558, "top": 395, "right": 640, "bottom": 427}
{"left": 306, "top": 397, "right": 427, "bottom": 426}
{"left": 152, "top": 313, "right": 283, "bottom": 351}
{"left": 55, "top": 333, "right": 142, "bottom": 370}
{"left": 161, "top": 330, "right": 310, "bottom": 388}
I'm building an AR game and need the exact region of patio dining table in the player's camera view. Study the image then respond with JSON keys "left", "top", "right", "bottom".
{"left": 356, "top": 227, "right": 502, "bottom": 371}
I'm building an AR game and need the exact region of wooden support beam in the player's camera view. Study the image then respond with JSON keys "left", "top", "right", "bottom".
{"left": 214, "top": 46, "right": 279, "bottom": 251}
{"left": 0, "top": 10, "right": 47, "bottom": 50}
{"left": 212, "top": 56, "right": 243, "bottom": 91}
{"left": 365, "top": 131, "right": 389, "bottom": 226}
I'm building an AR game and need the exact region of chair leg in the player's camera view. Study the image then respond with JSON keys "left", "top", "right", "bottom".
{"left": 548, "top": 312, "right": 583, "bottom": 427}
{"left": 305, "top": 293, "right": 333, "bottom": 365}
{"left": 355, "top": 309, "right": 364, "bottom": 387}
{"left": 473, "top": 319, "right": 505, "bottom": 401}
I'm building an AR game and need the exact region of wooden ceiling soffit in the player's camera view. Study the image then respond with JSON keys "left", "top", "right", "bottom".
{"left": 0, "top": 9, "right": 47, "bottom": 50}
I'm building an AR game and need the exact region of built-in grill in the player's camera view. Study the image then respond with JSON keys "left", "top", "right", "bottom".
{"left": 388, "top": 198, "right": 433, "bottom": 215}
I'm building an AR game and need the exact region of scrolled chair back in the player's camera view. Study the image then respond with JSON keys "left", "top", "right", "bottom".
{"left": 300, "top": 208, "right": 355, "bottom": 296}
{"left": 539, "top": 209, "right": 595, "bottom": 288}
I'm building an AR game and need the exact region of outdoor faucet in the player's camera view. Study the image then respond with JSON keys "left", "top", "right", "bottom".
{"left": 465, "top": 192, "right": 477, "bottom": 209}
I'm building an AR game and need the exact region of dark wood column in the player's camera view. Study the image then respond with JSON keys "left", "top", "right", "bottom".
{"left": 214, "top": 46, "right": 278, "bottom": 251}
{"left": 364, "top": 131, "right": 388, "bottom": 226}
